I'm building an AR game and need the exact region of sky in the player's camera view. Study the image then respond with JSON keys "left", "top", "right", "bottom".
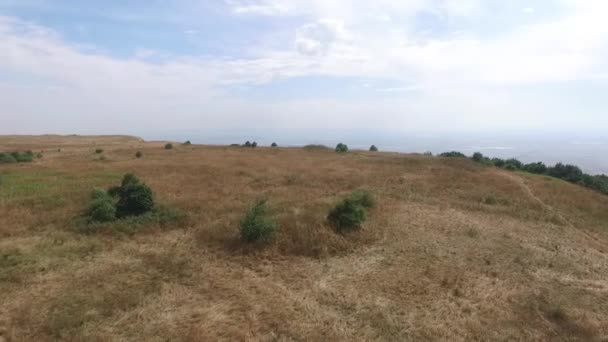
{"left": 0, "top": 0, "right": 607, "bottom": 142}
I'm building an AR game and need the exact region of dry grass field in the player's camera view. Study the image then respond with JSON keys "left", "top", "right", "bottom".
{"left": 1, "top": 135, "right": 607, "bottom": 341}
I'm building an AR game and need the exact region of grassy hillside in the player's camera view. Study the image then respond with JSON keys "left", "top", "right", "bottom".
{"left": 1, "top": 136, "right": 607, "bottom": 341}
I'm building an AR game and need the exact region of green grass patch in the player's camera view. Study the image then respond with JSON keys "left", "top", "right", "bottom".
{"left": 75, "top": 205, "right": 185, "bottom": 235}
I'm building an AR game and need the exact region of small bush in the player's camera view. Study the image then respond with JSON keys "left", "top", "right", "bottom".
{"left": 472, "top": 152, "right": 484, "bottom": 162}
{"left": 303, "top": 144, "right": 330, "bottom": 150}
{"left": 505, "top": 158, "right": 523, "bottom": 170}
{"left": 439, "top": 151, "right": 466, "bottom": 158}
{"left": 350, "top": 190, "right": 375, "bottom": 208}
{"left": 239, "top": 200, "right": 276, "bottom": 242}
{"left": 164, "top": 143, "right": 173, "bottom": 150}
{"left": 11, "top": 151, "right": 34, "bottom": 162}
{"left": 335, "top": 143, "right": 348, "bottom": 153}
{"left": 271, "top": 142, "right": 278, "bottom": 147}
{"left": 252, "top": 141, "right": 258, "bottom": 148}
{"left": 491, "top": 158, "right": 506, "bottom": 168}
{"left": 423, "top": 151, "right": 433, "bottom": 156}
{"left": 183, "top": 140, "right": 191, "bottom": 145}
{"left": 327, "top": 198, "right": 366, "bottom": 231}
{"left": 87, "top": 189, "right": 116, "bottom": 223}
{"left": 504, "top": 163, "right": 519, "bottom": 171}
{"left": 524, "top": 162, "right": 547, "bottom": 174}
{"left": 115, "top": 173, "right": 155, "bottom": 218}
{"left": 369, "top": 145, "right": 378, "bottom": 152}
{"left": 244, "top": 141, "right": 252, "bottom": 147}
{"left": 95, "top": 149, "right": 103, "bottom": 154}
{"left": 0, "top": 152, "right": 17, "bottom": 164}
{"left": 135, "top": 151, "right": 143, "bottom": 158}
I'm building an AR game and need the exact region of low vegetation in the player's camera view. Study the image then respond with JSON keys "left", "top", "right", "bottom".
{"left": 239, "top": 199, "right": 276, "bottom": 242}
{"left": 135, "top": 151, "right": 143, "bottom": 158}
{"left": 327, "top": 190, "right": 374, "bottom": 232}
{"left": 469, "top": 151, "right": 608, "bottom": 195}
{"left": 0, "top": 150, "right": 35, "bottom": 164}
{"left": 95, "top": 148, "right": 103, "bottom": 154}
{"left": 335, "top": 142, "right": 348, "bottom": 153}
{"left": 369, "top": 145, "right": 378, "bottom": 152}
{"left": 2, "top": 135, "right": 608, "bottom": 341}
{"left": 439, "top": 151, "right": 467, "bottom": 158}
{"left": 271, "top": 142, "right": 278, "bottom": 147}
{"left": 164, "top": 143, "right": 173, "bottom": 150}
{"left": 183, "top": 140, "right": 192, "bottom": 145}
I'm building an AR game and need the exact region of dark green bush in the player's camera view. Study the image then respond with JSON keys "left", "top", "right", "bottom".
{"left": 504, "top": 163, "right": 519, "bottom": 171}
{"left": 271, "top": 142, "right": 278, "bottom": 147}
{"left": 115, "top": 173, "right": 155, "bottom": 218}
{"left": 350, "top": 190, "right": 375, "bottom": 208}
{"left": 303, "top": 144, "right": 330, "bottom": 150}
{"left": 87, "top": 189, "right": 116, "bottom": 223}
{"left": 369, "top": 145, "right": 378, "bottom": 152}
{"left": 524, "top": 162, "right": 547, "bottom": 174}
{"left": 239, "top": 200, "right": 276, "bottom": 242}
{"left": 252, "top": 141, "right": 258, "bottom": 148}
{"left": 95, "top": 149, "right": 103, "bottom": 154}
{"left": 505, "top": 158, "right": 523, "bottom": 170}
{"left": 327, "top": 198, "right": 366, "bottom": 231}
{"left": 164, "top": 143, "right": 173, "bottom": 150}
{"left": 135, "top": 151, "right": 143, "bottom": 158}
{"left": 472, "top": 152, "right": 484, "bottom": 162}
{"left": 439, "top": 151, "right": 466, "bottom": 158}
{"left": 335, "top": 143, "right": 348, "bottom": 153}
{"left": 491, "top": 158, "right": 506, "bottom": 168}
{"left": 244, "top": 141, "right": 252, "bottom": 147}
{"left": 10, "top": 151, "right": 34, "bottom": 163}
{"left": 183, "top": 140, "right": 192, "bottom": 145}
{"left": 547, "top": 163, "right": 583, "bottom": 183}
{"left": 0, "top": 152, "right": 17, "bottom": 164}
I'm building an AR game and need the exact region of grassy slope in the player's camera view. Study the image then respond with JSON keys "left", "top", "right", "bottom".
{"left": 1, "top": 136, "right": 607, "bottom": 341}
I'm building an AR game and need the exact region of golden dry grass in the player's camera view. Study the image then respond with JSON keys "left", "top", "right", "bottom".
{"left": 1, "top": 135, "right": 608, "bottom": 341}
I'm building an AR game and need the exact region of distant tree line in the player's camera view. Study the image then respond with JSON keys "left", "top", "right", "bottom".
{"left": 442, "top": 151, "right": 608, "bottom": 195}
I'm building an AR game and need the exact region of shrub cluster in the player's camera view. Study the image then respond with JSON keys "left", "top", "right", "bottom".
{"left": 439, "top": 151, "right": 467, "bottom": 158}
{"left": 86, "top": 173, "right": 154, "bottom": 223}
{"left": 327, "top": 190, "right": 375, "bottom": 232}
{"left": 335, "top": 143, "right": 348, "bottom": 153}
{"left": 471, "top": 152, "right": 608, "bottom": 195}
{"left": 243, "top": 141, "right": 258, "bottom": 148}
{"left": 0, "top": 151, "right": 35, "bottom": 164}
{"left": 239, "top": 200, "right": 276, "bottom": 242}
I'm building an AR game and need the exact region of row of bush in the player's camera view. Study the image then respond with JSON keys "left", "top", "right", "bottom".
{"left": 239, "top": 190, "right": 375, "bottom": 243}
{"left": 441, "top": 151, "right": 608, "bottom": 195}
{"left": 0, "top": 150, "right": 39, "bottom": 164}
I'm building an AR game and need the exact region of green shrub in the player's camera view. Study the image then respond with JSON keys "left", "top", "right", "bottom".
{"left": 252, "top": 141, "right": 258, "bottom": 148}
{"left": 303, "top": 144, "right": 330, "bottom": 150}
{"left": 369, "top": 145, "right": 378, "bottom": 152}
{"left": 523, "top": 162, "right": 547, "bottom": 174}
{"left": 11, "top": 151, "right": 34, "bottom": 163}
{"left": 95, "top": 149, "right": 103, "bottom": 154}
{"left": 350, "top": 190, "right": 375, "bottom": 208}
{"left": 439, "top": 151, "right": 466, "bottom": 158}
{"left": 505, "top": 158, "right": 523, "bottom": 170}
{"left": 0, "top": 152, "right": 17, "bottom": 164}
{"left": 164, "top": 143, "right": 173, "bottom": 150}
{"left": 335, "top": 143, "right": 348, "bottom": 153}
{"left": 87, "top": 189, "right": 116, "bottom": 223}
{"left": 135, "top": 151, "right": 143, "bottom": 158}
{"left": 244, "top": 141, "right": 252, "bottom": 147}
{"left": 271, "top": 142, "right": 278, "bottom": 147}
{"left": 239, "top": 200, "right": 276, "bottom": 242}
{"left": 472, "top": 152, "right": 484, "bottom": 162}
{"left": 491, "top": 158, "right": 506, "bottom": 168}
{"left": 547, "top": 163, "right": 583, "bottom": 183}
{"left": 504, "top": 163, "right": 519, "bottom": 171}
{"left": 327, "top": 198, "right": 366, "bottom": 231}
{"left": 423, "top": 151, "right": 433, "bottom": 156}
{"left": 183, "top": 140, "right": 191, "bottom": 145}
{"left": 115, "top": 173, "right": 154, "bottom": 218}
